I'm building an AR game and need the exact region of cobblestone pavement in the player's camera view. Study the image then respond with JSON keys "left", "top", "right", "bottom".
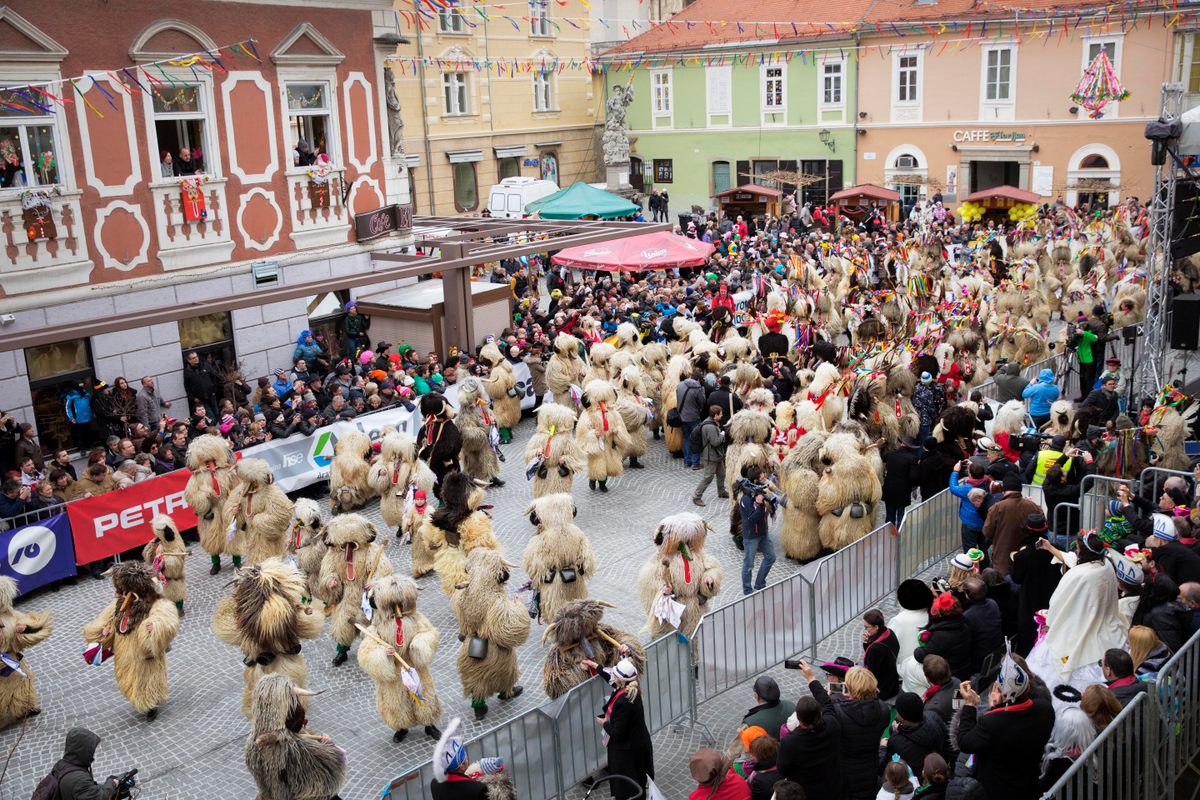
{"left": 0, "top": 415, "right": 933, "bottom": 799}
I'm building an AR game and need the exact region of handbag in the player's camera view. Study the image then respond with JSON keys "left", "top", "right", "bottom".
{"left": 666, "top": 407, "right": 683, "bottom": 428}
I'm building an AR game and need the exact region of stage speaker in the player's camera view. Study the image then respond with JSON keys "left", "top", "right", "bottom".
{"left": 1170, "top": 293, "right": 1200, "bottom": 351}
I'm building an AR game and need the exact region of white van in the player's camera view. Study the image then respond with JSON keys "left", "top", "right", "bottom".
{"left": 486, "top": 177, "right": 559, "bottom": 219}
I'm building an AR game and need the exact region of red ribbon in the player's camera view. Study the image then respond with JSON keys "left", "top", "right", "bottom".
{"left": 207, "top": 460, "right": 221, "bottom": 495}
{"left": 394, "top": 618, "right": 405, "bottom": 647}
{"left": 599, "top": 402, "right": 609, "bottom": 432}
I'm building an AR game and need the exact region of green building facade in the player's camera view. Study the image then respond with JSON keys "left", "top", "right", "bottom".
{"left": 606, "top": 49, "right": 858, "bottom": 216}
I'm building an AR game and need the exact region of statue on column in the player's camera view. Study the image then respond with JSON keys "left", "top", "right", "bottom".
{"left": 602, "top": 83, "right": 635, "bottom": 167}
{"left": 384, "top": 66, "right": 405, "bottom": 162}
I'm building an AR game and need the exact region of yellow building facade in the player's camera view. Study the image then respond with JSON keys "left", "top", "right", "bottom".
{"left": 394, "top": 4, "right": 599, "bottom": 215}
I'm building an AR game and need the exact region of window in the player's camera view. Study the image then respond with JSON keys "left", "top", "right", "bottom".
{"left": 1087, "top": 40, "right": 1117, "bottom": 67}
{"left": 530, "top": 0, "right": 550, "bottom": 36}
{"left": 1176, "top": 33, "right": 1200, "bottom": 93}
{"left": 895, "top": 154, "right": 917, "bottom": 169}
{"left": 533, "top": 71, "right": 553, "bottom": 112}
{"left": 179, "top": 312, "right": 237, "bottom": 392}
{"left": 438, "top": 9, "right": 464, "bottom": 33}
{"left": 763, "top": 66, "right": 785, "bottom": 110}
{"left": 706, "top": 65, "right": 731, "bottom": 118}
{"left": 712, "top": 161, "right": 731, "bottom": 195}
{"left": 443, "top": 72, "right": 468, "bottom": 116}
{"left": 653, "top": 159, "right": 673, "bottom": 183}
{"left": 25, "top": 338, "right": 93, "bottom": 455}
{"left": 753, "top": 159, "right": 779, "bottom": 186}
{"left": 822, "top": 62, "right": 843, "bottom": 106}
{"left": 498, "top": 157, "right": 520, "bottom": 180}
{"left": 151, "top": 84, "right": 208, "bottom": 176}
{"left": 897, "top": 55, "right": 919, "bottom": 102}
{"left": 453, "top": 162, "right": 478, "bottom": 211}
{"left": 0, "top": 88, "right": 60, "bottom": 189}
{"left": 651, "top": 70, "right": 671, "bottom": 115}
{"left": 285, "top": 83, "right": 332, "bottom": 166}
{"left": 984, "top": 48, "right": 1012, "bottom": 101}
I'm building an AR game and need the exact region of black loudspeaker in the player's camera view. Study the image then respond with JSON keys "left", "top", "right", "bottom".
{"left": 1170, "top": 294, "right": 1200, "bottom": 351}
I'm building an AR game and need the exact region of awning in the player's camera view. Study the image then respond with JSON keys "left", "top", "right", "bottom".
{"left": 494, "top": 145, "right": 527, "bottom": 158}
{"left": 714, "top": 183, "right": 783, "bottom": 200}
{"left": 830, "top": 183, "right": 901, "bottom": 203}
{"left": 551, "top": 231, "right": 714, "bottom": 272}
{"left": 447, "top": 150, "right": 483, "bottom": 164}
{"left": 525, "top": 181, "right": 639, "bottom": 220}
{"left": 962, "top": 185, "right": 1043, "bottom": 204}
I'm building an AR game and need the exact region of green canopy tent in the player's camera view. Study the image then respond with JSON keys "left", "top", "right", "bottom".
{"left": 524, "top": 181, "right": 639, "bottom": 220}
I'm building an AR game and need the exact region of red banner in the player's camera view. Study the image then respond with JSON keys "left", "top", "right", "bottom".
{"left": 66, "top": 469, "right": 197, "bottom": 565}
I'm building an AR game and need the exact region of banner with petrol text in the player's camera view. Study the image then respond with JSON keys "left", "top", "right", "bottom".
{"left": 1, "top": 512, "right": 77, "bottom": 595}
{"left": 240, "top": 404, "right": 420, "bottom": 493}
{"left": 67, "top": 469, "right": 197, "bottom": 565}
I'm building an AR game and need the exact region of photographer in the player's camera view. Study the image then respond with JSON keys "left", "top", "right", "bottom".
{"left": 38, "top": 728, "right": 131, "bottom": 799}
{"left": 1071, "top": 319, "right": 1101, "bottom": 403}
{"left": 736, "top": 464, "right": 777, "bottom": 595}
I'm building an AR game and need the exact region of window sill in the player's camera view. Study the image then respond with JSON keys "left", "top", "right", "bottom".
{"left": 284, "top": 166, "right": 344, "bottom": 179}
{"left": 148, "top": 176, "right": 226, "bottom": 191}
{"left": 442, "top": 113, "right": 479, "bottom": 120}
{"left": 436, "top": 30, "right": 471, "bottom": 37}
{"left": 530, "top": 34, "right": 556, "bottom": 40}
{"left": 0, "top": 186, "right": 81, "bottom": 200}
{"left": 818, "top": 103, "right": 845, "bottom": 111}
{"left": 533, "top": 108, "right": 561, "bottom": 115}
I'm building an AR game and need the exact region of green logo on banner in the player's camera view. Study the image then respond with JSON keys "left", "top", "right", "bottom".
{"left": 311, "top": 431, "right": 336, "bottom": 468}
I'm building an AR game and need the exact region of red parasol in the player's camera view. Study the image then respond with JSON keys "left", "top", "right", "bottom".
{"left": 550, "top": 231, "right": 715, "bottom": 272}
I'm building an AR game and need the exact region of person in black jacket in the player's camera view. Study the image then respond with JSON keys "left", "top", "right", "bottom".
{"left": 799, "top": 660, "right": 887, "bottom": 800}
{"left": 1133, "top": 574, "right": 1192, "bottom": 652}
{"left": 980, "top": 568, "right": 1018, "bottom": 641}
{"left": 862, "top": 608, "right": 900, "bottom": 700}
{"left": 962, "top": 577, "right": 1003, "bottom": 677}
{"left": 746, "top": 734, "right": 784, "bottom": 800}
{"left": 599, "top": 658, "right": 654, "bottom": 800}
{"left": 920, "top": 656, "right": 961, "bottom": 728}
{"left": 914, "top": 593, "right": 974, "bottom": 681}
{"left": 1100, "top": 649, "right": 1149, "bottom": 706}
{"left": 705, "top": 375, "right": 744, "bottom": 421}
{"left": 886, "top": 692, "right": 949, "bottom": 775}
{"left": 1009, "top": 514, "right": 1064, "bottom": 655}
{"left": 777, "top": 693, "right": 841, "bottom": 799}
{"left": 1041, "top": 465, "right": 1081, "bottom": 544}
{"left": 917, "top": 437, "right": 957, "bottom": 502}
{"left": 182, "top": 350, "right": 219, "bottom": 420}
{"left": 46, "top": 728, "right": 122, "bottom": 800}
{"left": 417, "top": 394, "right": 462, "bottom": 500}
{"left": 883, "top": 437, "right": 921, "bottom": 527}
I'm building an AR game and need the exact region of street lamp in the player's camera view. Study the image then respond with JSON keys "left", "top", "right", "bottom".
{"left": 818, "top": 129, "right": 835, "bottom": 152}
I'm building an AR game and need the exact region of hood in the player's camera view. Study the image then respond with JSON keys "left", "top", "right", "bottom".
{"left": 63, "top": 728, "right": 99, "bottom": 767}
{"left": 1038, "top": 368, "right": 1054, "bottom": 382}
{"left": 1003, "top": 363, "right": 1020, "bottom": 376}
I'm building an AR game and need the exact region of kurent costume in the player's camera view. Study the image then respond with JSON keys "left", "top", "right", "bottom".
{"left": 82, "top": 561, "right": 180, "bottom": 718}
{"left": 614, "top": 364, "right": 651, "bottom": 470}
{"left": 417, "top": 394, "right": 462, "bottom": 499}
{"left": 523, "top": 403, "right": 582, "bottom": 499}
{"left": 358, "top": 574, "right": 443, "bottom": 742}
{"left": 541, "top": 598, "right": 644, "bottom": 700}
{"left": 431, "top": 718, "right": 517, "bottom": 800}
{"left": 576, "top": 379, "right": 631, "bottom": 493}
{"left": 583, "top": 341, "right": 616, "bottom": 386}
{"left": 288, "top": 498, "right": 327, "bottom": 602}
{"left": 479, "top": 343, "right": 521, "bottom": 443}
{"left": 422, "top": 471, "right": 502, "bottom": 598}
{"left": 452, "top": 548, "right": 531, "bottom": 719}
{"left": 212, "top": 557, "right": 325, "bottom": 717}
{"left": 456, "top": 377, "right": 504, "bottom": 487}
{"left": 638, "top": 512, "right": 723, "bottom": 640}
{"left": 227, "top": 458, "right": 295, "bottom": 566}
{"left": 522, "top": 493, "right": 596, "bottom": 625}
{"left": 545, "top": 333, "right": 585, "bottom": 407}
{"left": 144, "top": 514, "right": 188, "bottom": 616}
{"left": 316, "top": 513, "right": 395, "bottom": 666}
{"left": 368, "top": 432, "right": 437, "bottom": 576}
{"left": 0, "top": 576, "right": 52, "bottom": 728}
{"left": 183, "top": 433, "right": 241, "bottom": 575}
{"left": 329, "top": 429, "right": 375, "bottom": 513}
{"left": 246, "top": 674, "right": 347, "bottom": 800}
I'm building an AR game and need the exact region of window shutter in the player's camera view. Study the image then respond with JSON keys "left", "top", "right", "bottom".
{"left": 827, "top": 160, "right": 844, "bottom": 195}
{"left": 736, "top": 161, "right": 750, "bottom": 188}
{"left": 707, "top": 66, "right": 731, "bottom": 115}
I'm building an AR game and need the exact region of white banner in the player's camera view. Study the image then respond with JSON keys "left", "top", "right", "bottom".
{"left": 444, "top": 362, "right": 538, "bottom": 412}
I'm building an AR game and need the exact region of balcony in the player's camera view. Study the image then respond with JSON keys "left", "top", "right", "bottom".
{"left": 284, "top": 166, "right": 351, "bottom": 250}
{"left": 148, "top": 176, "right": 236, "bottom": 272}
{"left": 0, "top": 189, "right": 92, "bottom": 296}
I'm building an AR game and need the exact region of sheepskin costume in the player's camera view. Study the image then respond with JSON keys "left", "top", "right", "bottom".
{"left": 724, "top": 410, "right": 780, "bottom": 537}
{"left": 616, "top": 321, "right": 643, "bottom": 354}
{"left": 184, "top": 433, "right": 241, "bottom": 574}
{"left": 797, "top": 361, "right": 846, "bottom": 432}
{"left": 456, "top": 377, "right": 503, "bottom": 486}
{"left": 615, "top": 364, "right": 651, "bottom": 468}
{"left": 0, "top": 576, "right": 52, "bottom": 728}
{"left": 576, "top": 379, "right": 632, "bottom": 491}
{"left": 316, "top": 513, "right": 394, "bottom": 666}
{"left": 329, "top": 429, "right": 374, "bottom": 513}
{"left": 523, "top": 403, "right": 582, "bottom": 499}
{"left": 637, "top": 512, "right": 722, "bottom": 640}
{"left": 660, "top": 355, "right": 691, "bottom": 455}
{"left": 885, "top": 364, "right": 921, "bottom": 441}
{"left": 542, "top": 598, "right": 644, "bottom": 700}
{"left": 227, "top": 458, "right": 295, "bottom": 566}
{"left": 245, "top": 674, "right": 347, "bottom": 800}
{"left": 583, "top": 341, "right": 617, "bottom": 386}
{"left": 773, "top": 400, "right": 804, "bottom": 460}
{"left": 993, "top": 399, "right": 1030, "bottom": 440}
{"left": 358, "top": 574, "right": 443, "bottom": 741}
{"left": 417, "top": 393, "right": 462, "bottom": 498}
{"left": 288, "top": 498, "right": 326, "bottom": 601}
{"left": 422, "top": 471, "right": 502, "bottom": 598}
{"left": 212, "top": 557, "right": 324, "bottom": 717}
{"left": 1043, "top": 399, "right": 1075, "bottom": 437}
{"left": 144, "top": 514, "right": 188, "bottom": 614}
{"left": 546, "top": 333, "right": 585, "bottom": 407}
{"left": 1148, "top": 404, "right": 1197, "bottom": 471}
{"left": 369, "top": 432, "right": 437, "bottom": 574}
{"left": 479, "top": 343, "right": 521, "bottom": 441}
{"left": 83, "top": 561, "right": 180, "bottom": 717}
{"left": 452, "top": 547, "right": 532, "bottom": 718}
{"left": 730, "top": 362, "right": 765, "bottom": 404}
{"left": 522, "top": 493, "right": 596, "bottom": 625}
{"left": 638, "top": 342, "right": 669, "bottom": 433}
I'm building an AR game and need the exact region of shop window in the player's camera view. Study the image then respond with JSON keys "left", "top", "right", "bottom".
{"left": 152, "top": 84, "right": 208, "bottom": 176}
{"left": 540, "top": 152, "right": 558, "bottom": 185}
{"left": 443, "top": 72, "right": 469, "bottom": 116}
{"left": 306, "top": 292, "right": 347, "bottom": 366}
{"left": 453, "top": 162, "right": 478, "bottom": 211}
{"left": 753, "top": 159, "right": 779, "bottom": 187}
{"left": 25, "top": 338, "right": 93, "bottom": 455}
{"left": 653, "top": 159, "right": 673, "bottom": 184}
{"left": 0, "top": 88, "right": 60, "bottom": 189}
{"left": 285, "top": 82, "right": 333, "bottom": 166}
{"left": 179, "top": 312, "right": 237, "bottom": 383}
{"left": 712, "top": 161, "right": 731, "bottom": 196}
{"left": 498, "top": 157, "right": 520, "bottom": 180}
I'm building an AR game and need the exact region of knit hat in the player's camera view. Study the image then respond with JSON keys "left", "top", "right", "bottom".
{"left": 895, "top": 692, "right": 924, "bottom": 723}
{"left": 1108, "top": 551, "right": 1144, "bottom": 586}
{"left": 738, "top": 726, "right": 768, "bottom": 751}
{"left": 897, "top": 578, "right": 934, "bottom": 611}
{"left": 1151, "top": 513, "right": 1177, "bottom": 542}
{"left": 477, "top": 757, "right": 505, "bottom": 775}
{"left": 995, "top": 646, "right": 1030, "bottom": 703}
{"left": 920, "top": 372, "right": 933, "bottom": 383}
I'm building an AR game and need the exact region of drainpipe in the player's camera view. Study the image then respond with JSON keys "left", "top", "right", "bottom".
{"left": 851, "top": 32, "right": 861, "bottom": 187}
{"left": 415, "top": 26, "right": 436, "bottom": 213}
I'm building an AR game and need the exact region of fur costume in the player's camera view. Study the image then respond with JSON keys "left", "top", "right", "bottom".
{"left": 615, "top": 364, "right": 650, "bottom": 465}
{"left": 523, "top": 403, "right": 582, "bottom": 498}
{"left": 660, "top": 356, "right": 690, "bottom": 455}
{"left": 638, "top": 343, "right": 669, "bottom": 434}
{"left": 316, "top": 513, "right": 394, "bottom": 662}
{"left": 369, "top": 432, "right": 438, "bottom": 575}
{"left": 329, "top": 429, "right": 375, "bottom": 513}
{"left": 143, "top": 514, "right": 187, "bottom": 613}
{"left": 82, "top": 561, "right": 180, "bottom": 715}
{"left": 288, "top": 498, "right": 326, "bottom": 601}
{"left": 452, "top": 548, "right": 531, "bottom": 713}
{"left": 1044, "top": 399, "right": 1075, "bottom": 437}
{"left": 522, "top": 493, "right": 596, "bottom": 625}
{"left": 212, "top": 558, "right": 324, "bottom": 717}
{"left": 1149, "top": 405, "right": 1196, "bottom": 471}
{"left": 773, "top": 400, "right": 803, "bottom": 460}
{"left": 422, "top": 471, "right": 502, "bottom": 598}
{"left": 795, "top": 361, "right": 846, "bottom": 432}
{"left": 616, "top": 321, "right": 642, "bottom": 354}
{"left": 184, "top": 434, "right": 240, "bottom": 568}
{"left": 637, "top": 512, "right": 722, "bottom": 640}
{"left": 885, "top": 365, "right": 921, "bottom": 441}
{"left": 546, "top": 333, "right": 584, "bottom": 407}
{"left": 358, "top": 574, "right": 443, "bottom": 737}
{"left": 245, "top": 674, "right": 347, "bottom": 800}
{"left": 417, "top": 393, "right": 462, "bottom": 498}
{"left": 993, "top": 400, "right": 1030, "bottom": 439}
{"left": 0, "top": 576, "right": 52, "bottom": 728}
{"left": 725, "top": 410, "right": 780, "bottom": 537}
{"left": 228, "top": 458, "right": 295, "bottom": 566}
{"left": 583, "top": 342, "right": 617, "bottom": 386}
{"left": 479, "top": 343, "right": 521, "bottom": 439}
{"left": 542, "top": 599, "right": 644, "bottom": 700}
{"left": 576, "top": 379, "right": 632, "bottom": 487}
{"left": 455, "top": 377, "right": 502, "bottom": 484}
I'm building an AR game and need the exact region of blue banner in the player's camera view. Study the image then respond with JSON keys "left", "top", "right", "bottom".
{"left": 1, "top": 513, "right": 77, "bottom": 595}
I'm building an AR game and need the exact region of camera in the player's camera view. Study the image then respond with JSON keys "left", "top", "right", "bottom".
{"left": 1017, "top": 431, "right": 1050, "bottom": 453}
{"left": 737, "top": 477, "right": 785, "bottom": 508}
{"left": 115, "top": 769, "right": 138, "bottom": 799}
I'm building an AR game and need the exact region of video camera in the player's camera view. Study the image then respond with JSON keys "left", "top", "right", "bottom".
{"left": 736, "top": 477, "right": 786, "bottom": 508}
{"left": 1016, "top": 430, "right": 1051, "bottom": 453}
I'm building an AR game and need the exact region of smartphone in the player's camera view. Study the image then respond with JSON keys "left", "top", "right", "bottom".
{"left": 952, "top": 697, "right": 965, "bottom": 710}
{"left": 783, "top": 659, "right": 804, "bottom": 670}
{"left": 829, "top": 682, "right": 847, "bottom": 696}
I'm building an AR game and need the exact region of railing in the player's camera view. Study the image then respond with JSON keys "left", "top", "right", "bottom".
{"left": 1150, "top": 626, "right": 1200, "bottom": 796}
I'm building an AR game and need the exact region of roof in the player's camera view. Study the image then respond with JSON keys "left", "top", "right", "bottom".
{"left": 603, "top": 0, "right": 1118, "bottom": 56}
{"left": 963, "top": 185, "right": 1043, "bottom": 203}
{"left": 525, "top": 182, "right": 639, "bottom": 220}
{"left": 830, "top": 183, "right": 901, "bottom": 203}
{"left": 715, "top": 183, "right": 784, "bottom": 199}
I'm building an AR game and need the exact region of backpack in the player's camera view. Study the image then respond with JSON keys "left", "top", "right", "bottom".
{"left": 689, "top": 420, "right": 709, "bottom": 454}
{"left": 31, "top": 763, "right": 86, "bottom": 800}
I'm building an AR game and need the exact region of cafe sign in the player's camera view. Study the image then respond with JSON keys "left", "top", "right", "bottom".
{"left": 952, "top": 130, "right": 1027, "bottom": 144}
{"left": 353, "top": 203, "right": 413, "bottom": 242}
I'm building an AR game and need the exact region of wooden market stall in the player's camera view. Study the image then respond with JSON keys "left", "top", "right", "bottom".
{"left": 714, "top": 184, "right": 783, "bottom": 221}
{"left": 960, "top": 185, "right": 1044, "bottom": 222}
{"left": 355, "top": 279, "right": 513, "bottom": 359}
{"left": 829, "top": 183, "right": 902, "bottom": 223}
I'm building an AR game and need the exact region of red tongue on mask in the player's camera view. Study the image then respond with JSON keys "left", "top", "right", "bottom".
{"left": 293, "top": 525, "right": 303, "bottom": 549}
{"left": 345, "top": 543, "right": 357, "bottom": 581}
{"left": 207, "top": 461, "right": 220, "bottom": 495}
{"left": 395, "top": 618, "right": 405, "bottom": 647}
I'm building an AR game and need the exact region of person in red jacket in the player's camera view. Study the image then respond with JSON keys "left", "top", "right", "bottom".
{"left": 713, "top": 282, "right": 736, "bottom": 315}
{"left": 688, "top": 748, "right": 751, "bottom": 800}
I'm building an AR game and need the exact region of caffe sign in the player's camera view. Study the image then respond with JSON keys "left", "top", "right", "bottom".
{"left": 353, "top": 203, "right": 413, "bottom": 242}
{"left": 952, "top": 130, "right": 1027, "bottom": 144}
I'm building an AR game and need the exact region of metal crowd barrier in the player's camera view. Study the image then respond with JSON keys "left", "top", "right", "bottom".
{"left": 896, "top": 488, "right": 960, "bottom": 581}
{"left": 807, "top": 523, "right": 898, "bottom": 646}
{"left": 1042, "top": 692, "right": 1161, "bottom": 800}
{"left": 1150, "top": 627, "right": 1200, "bottom": 797}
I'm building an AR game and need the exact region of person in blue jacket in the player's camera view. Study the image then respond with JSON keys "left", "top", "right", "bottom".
{"left": 1022, "top": 368, "right": 1061, "bottom": 429}
{"left": 949, "top": 460, "right": 990, "bottom": 567}
{"left": 64, "top": 381, "right": 94, "bottom": 450}
{"left": 293, "top": 330, "right": 322, "bottom": 366}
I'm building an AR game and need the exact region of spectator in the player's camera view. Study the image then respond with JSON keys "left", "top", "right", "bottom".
{"left": 111, "top": 460, "right": 140, "bottom": 490}
{"left": 73, "top": 463, "right": 115, "bottom": 499}
{"left": 744, "top": 735, "right": 782, "bottom": 800}
{"left": 159, "top": 150, "right": 173, "bottom": 179}
{"left": 598, "top": 657, "right": 654, "bottom": 800}
{"left": 323, "top": 394, "right": 358, "bottom": 423}
{"left": 1100, "top": 648, "right": 1147, "bottom": 706}
{"left": 18, "top": 456, "right": 45, "bottom": 488}
{"left": 886, "top": 692, "right": 948, "bottom": 779}
{"left": 49, "top": 469, "right": 75, "bottom": 502}
{"left": 63, "top": 382, "right": 94, "bottom": 449}
{"left": 916, "top": 436, "right": 955, "bottom": 503}
{"left": 0, "top": 478, "right": 30, "bottom": 519}
{"left": 741, "top": 676, "right": 795, "bottom": 740}
{"left": 341, "top": 301, "right": 371, "bottom": 359}
{"left": 914, "top": 753, "right": 950, "bottom": 800}
{"left": 1080, "top": 684, "right": 1122, "bottom": 730}
{"left": 135, "top": 376, "right": 171, "bottom": 429}
{"left": 892, "top": 580, "right": 934, "bottom": 693}
{"left": 914, "top": 593, "right": 973, "bottom": 681}
{"left": 1133, "top": 574, "right": 1192, "bottom": 652}
{"left": 778, "top": 695, "right": 841, "bottom": 799}
{"left": 42, "top": 728, "right": 124, "bottom": 800}
{"left": 961, "top": 577, "right": 1003, "bottom": 677}
{"left": 293, "top": 139, "right": 317, "bottom": 167}
{"left": 1081, "top": 376, "right": 1120, "bottom": 423}
{"left": 183, "top": 350, "right": 219, "bottom": 420}
{"left": 46, "top": 449, "right": 76, "bottom": 482}
{"left": 1009, "top": 514, "right": 1064, "bottom": 655}
{"left": 920, "top": 656, "right": 961, "bottom": 734}
{"left": 862, "top": 608, "right": 901, "bottom": 700}
{"left": 878, "top": 760, "right": 918, "bottom": 799}
{"left": 1022, "top": 368, "right": 1060, "bottom": 429}
{"left": 801, "top": 662, "right": 887, "bottom": 800}
{"left": 1127, "top": 625, "right": 1171, "bottom": 676}
{"left": 913, "top": 373, "right": 947, "bottom": 442}
{"left": 705, "top": 374, "right": 744, "bottom": 420}
{"left": 949, "top": 461, "right": 988, "bottom": 566}
{"left": 676, "top": 368, "right": 707, "bottom": 469}
{"left": 992, "top": 362, "right": 1029, "bottom": 404}
{"left": 882, "top": 437, "right": 921, "bottom": 527}
{"left": 1041, "top": 465, "right": 1081, "bottom": 544}
{"left": 981, "top": 567, "right": 1018, "bottom": 641}
{"left": 688, "top": 748, "right": 750, "bottom": 800}
{"left": 1039, "top": 707, "right": 1097, "bottom": 793}
{"left": 174, "top": 146, "right": 199, "bottom": 175}
{"left": 14, "top": 422, "right": 43, "bottom": 473}
{"left": 1072, "top": 321, "right": 1101, "bottom": 402}
{"left": 982, "top": 473, "right": 1041, "bottom": 576}
{"left": 693, "top": 405, "right": 728, "bottom": 506}
{"left": 736, "top": 464, "right": 776, "bottom": 594}
{"left": 1145, "top": 513, "right": 1200, "bottom": 585}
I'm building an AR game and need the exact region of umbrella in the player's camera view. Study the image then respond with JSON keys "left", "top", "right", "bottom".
{"left": 551, "top": 231, "right": 715, "bottom": 272}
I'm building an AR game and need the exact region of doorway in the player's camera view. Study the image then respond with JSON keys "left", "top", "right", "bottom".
{"left": 970, "top": 161, "right": 1020, "bottom": 193}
